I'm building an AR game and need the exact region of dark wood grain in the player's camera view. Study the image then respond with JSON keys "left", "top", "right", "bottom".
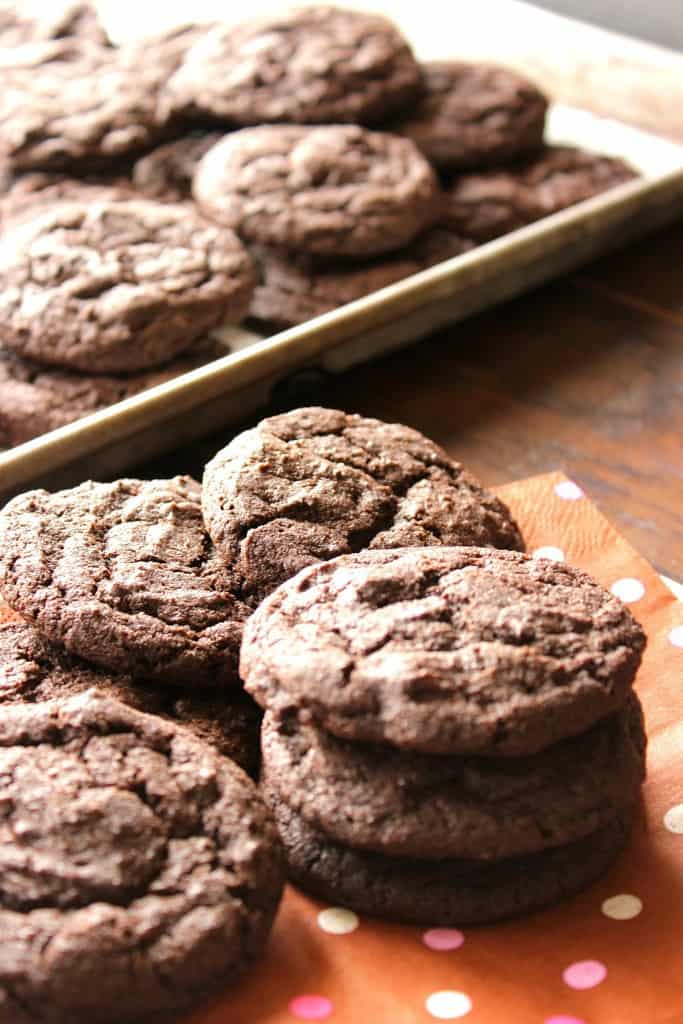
{"left": 143, "top": 219, "right": 683, "bottom": 580}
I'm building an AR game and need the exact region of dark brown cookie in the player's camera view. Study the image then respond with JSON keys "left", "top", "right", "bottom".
{"left": 0, "top": 172, "right": 136, "bottom": 228}
{"left": 0, "top": 339, "right": 226, "bottom": 448}
{"left": 444, "top": 146, "right": 638, "bottom": 242}
{"left": 0, "top": 198, "right": 253, "bottom": 373}
{"left": 0, "top": 38, "right": 173, "bottom": 172}
{"left": 0, "top": 692, "right": 283, "bottom": 1023}
{"left": 0, "top": 620, "right": 262, "bottom": 776}
{"left": 242, "top": 546, "right": 645, "bottom": 755}
{"left": 267, "top": 785, "right": 634, "bottom": 926}
{"left": 388, "top": 61, "right": 547, "bottom": 170}
{"left": 248, "top": 229, "right": 474, "bottom": 328}
{"left": 261, "top": 692, "right": 646, "bottom": 859}
{"left": 164, "top": 7, "right": 421, "bottom": 126}
{"left": 0, "top": 3, "right": 110, "bottom": 47}
{"left": 193, "top": 125, "right": 441, "bottom": 257}
{"left": 202, "top": 407, "right": 524, "bottom": 603}
{"left": 132, "top": 131, "right": 224, "bottom": 201}
{"left": 0, "top": 477, "right": 251, "bottom": 687}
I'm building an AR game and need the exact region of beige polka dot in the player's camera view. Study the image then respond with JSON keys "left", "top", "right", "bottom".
{"left": 610, "top": 578, "right": 645, "bottom": 603}
{"left": 664, "top": 804, "right": 683, "bottom": 834}
{"left": 426, "top": 991, "right": 472, "bottom": 1019}
{"left": 668, "top": 626, "right": 683, "bottom": 648}
{"left": 601, "top": 894, "right": 643, "bottom": 920}
{"left": 317, "top": 907, "right": 359, "bottom": 935}
{"left": 533, "top": 546, "right": 565, "bottom": 562}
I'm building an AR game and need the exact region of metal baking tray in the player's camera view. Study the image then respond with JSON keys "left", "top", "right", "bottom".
{"left": 2, "top": 104, "right": 683, "bottom": 500}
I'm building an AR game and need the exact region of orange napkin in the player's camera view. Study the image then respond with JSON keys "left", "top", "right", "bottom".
{"left": 190, "top": 471, "right": 683, "bottom": 1024}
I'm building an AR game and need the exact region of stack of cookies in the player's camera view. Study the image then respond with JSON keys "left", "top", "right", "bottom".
{"left": 0, "top": 5, "right": 637, "bottom": 446}
{"left": 241, "top": 544, "right": 647, "bottom": 925}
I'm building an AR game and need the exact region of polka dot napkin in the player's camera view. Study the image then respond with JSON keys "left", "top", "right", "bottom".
{"left": 4, "top": 472, "right": 681, "bottom": 1023}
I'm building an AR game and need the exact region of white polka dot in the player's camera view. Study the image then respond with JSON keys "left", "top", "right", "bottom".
{"left": 426, "top": 990, "right": 472, "bottom": 1019}
{"left": 554, "top": 480, "right": 584, "bottom": 501}
{"left": 316, "top": 907, "right": 359, "bottom": 935}
{"left": 664, "top": 804, "right": 683, "bottom": 834}
{"left": 610, "top": 578, "right": 645, "bottom": 603}
{"left": 533, "top": 546, "right": 565, "bottom": 562}
{"left": 601, "top": 894, "right": 643, "bottom": 920}
{"left": 668, "top": 626, "right": 683, "bottom": 648}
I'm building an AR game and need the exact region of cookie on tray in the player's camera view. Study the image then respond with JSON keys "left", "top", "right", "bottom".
{"left": 0, "top": 339, "right": 225, "bottom": 448}
{"left": 193, "top": 125, "right": 440, "bottom": 257}
{"left": 444, "top": 146, "right": 638, "bottom": 242}
{"left": 0, "top": 620, "right": 262, "bottom": 776}
{"left": 163, "top": 6, "right": 421, "bottom": 126}
{"left": 0, "top": 197, "right": 253, "bottom": 373}
{"left": 0, "top": 477, "right": 251, "bottom": 686}
{"left": 241, "top": 546, "right": 645, "bottom": 755}
{"left": 267, "top": 785, "right": 634, "bottom": 926}
{"left": 202, "top": 407, "right": 524, "bottom": 602}
{"left": 0, "top": 692, "right": 283, "bottom": 1023}
{"left": 248, "top": 228, "right": 473, "bottom": 328}
{"left": 132, "top": 131, "right": 224, "bottom": 201}
{"left": 261, "top": 692, "right": 646, "bottom": 859}
{"left": 389, "top": 61, "right": 547, "bottom": 170}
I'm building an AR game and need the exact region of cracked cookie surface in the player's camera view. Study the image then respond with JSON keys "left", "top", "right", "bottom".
{"left": 0, "top": 477, "right": 251, "bottom": 686}
{"left": 0, "top": 198, "right": 253, "bottom": 372}
{"left": 0, "top": 621, "right": 262, "bottom": 775}
{"left": 262, "top": 693, "right": 646, "bottom": 859}
{"left": 202, "top": 407, "right": 524, "bottom": 603}
{"left": 0, "top": 692, "right": 283, "bottom": 1024}
{"left": 266, "top": 785, "right": 633, "bottom": 926}
{"left": 164, "top": 6, "right": 421, "bottom": 126}
{"left": 0, "top": 2, "right": 110, "bottom": 47}
{"left": 242, "top": 545, "right": 645, "bottom": 754}
{"left": 388, "top": 61, "right": 547, "bottom": 170}
{"left": 444, "top": 146, "right": 638, "bottom": 242}
{"left": 193, "top": 125, "right": 440, "bottom": 257}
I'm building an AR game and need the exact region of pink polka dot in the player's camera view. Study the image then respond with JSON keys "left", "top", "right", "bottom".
{"left": 289, "top": 994, "right": 333, "bottom": 1020}
{"left": 554, "top": 480, "right": 584, "bottom": 501}
{"left": 545, "top": 1017, "right": 587, "bottom": 1024}
{"left": 422, "top": 928, "right": 465, "bottom": 951}
{"left": 563, "top": 960, "right": 607, "bottom": 990}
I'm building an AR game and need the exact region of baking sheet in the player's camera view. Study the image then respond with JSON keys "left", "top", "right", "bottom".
{"left": 1, "top": 105, "right": 683, "bottom": 500}
{"left": 187, "top": 470, "right": 683, "bottom": 1024}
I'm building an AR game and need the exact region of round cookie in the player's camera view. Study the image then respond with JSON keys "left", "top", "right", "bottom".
{"left": 193, "top": 125, "right": 440, "bottom": 257}
{"left": 132, "top": 131, "right": 224, "bottom": 201}
{"left": 0, "top": 39, "right": 171, "bottom": 172}
{"left": 202, "top": 407, "right": 524, "bottom": 602}
{"left": 248, "top": 229, "right": 473, "bottom": 328}
{"left": 0, "top": 621, "right": 262, "bottom": 776}
{"left": 0, "top": 173, "right": 135, "bottom": 229}
{"left": 164, "top": 7, "right": 421, "bottom": 126}
{"left": 0, "top": 198, "right": 253, "bottom": 373}
{"left": 242, "top": 546, "right": 646, "bottom": 755}
{"left": 0, "top": 692, "right": 283, "bottom": 1023}
{"left": 0, "top": 339, "right": 226, "bottom": 448}
{"left": 267, "top": 786, "right": 633, "bottom": 926}
{"left": 0, "top": 477, "right": 251, "bottom": 687}
{"left": 444, "top": 146, "right": 638, "bottom": 242}
{"left": 388, "top": 61, "right": 547, "bottom": 170}
{"left": 261, "top": 692, "right": 646, "bottom": 859}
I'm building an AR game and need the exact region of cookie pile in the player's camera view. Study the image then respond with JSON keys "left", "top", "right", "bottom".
{"left": 243, "top": 545, "right": 647, "bottom": 925}
{"left": 0, "top": 4, "right": 637, "bottom": 446}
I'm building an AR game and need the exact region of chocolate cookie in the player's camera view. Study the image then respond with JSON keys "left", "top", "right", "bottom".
{"left": 0, "top": 339, "right": 226, "bottom": 448}
{"left": 202, "top": 407, "right": 524, "bottom": 602}
{"left": 0, "top": 692, "right": 283, "bottom": 1023}
{"left": 0, "top": 2, "right": 110, "bottom": 47}
{"left": 267, "top": 787, "right": 633, "bottom": 926}
{"left": 389, "top": 61, "right": 547, "bottom": 170}
{"left": 0, "top": 173, "right": 135, "bottom": 228}
{"left": 0, "top": 198, "right": 253, "bottom": 373}
{"left": 248, "top": 228, "right": 473, "bottom": 328}
{"left": 0, "top": 477, "right": 251, "bottom": 686}
{"left": 164, "top": 7, "right": 421, "bottom": 126}
{"left": 0, "top": 38, "right": 172, "bottom": 172}
{"left": 132, "top": 131, "right": 224, "bottom": 201}
{"left": 444, "top": 146, "right": 638, "bottom": 242}
{"left": 0, "top": 620, "right": 262, "bottom": 776}
{"left": 262, "top": 693, "right": 646, "bottom": 860}
{"left": 242, "top": 546, "right": 645, "bottom": 755}
{"left": 193, "top": 125, "right": 440, "bottom": 257}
